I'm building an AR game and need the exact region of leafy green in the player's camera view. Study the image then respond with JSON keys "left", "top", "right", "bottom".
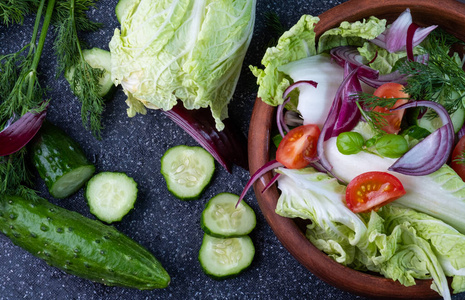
{"left": 0, "top": 0, "right": 54, "bottom": 199}
{"left": 53, "top": 0, "right": 104, "bottom": 138}
{"left": 0, "top": 0, "right": 103, "bottom": 198}
{"left": 399, "top": 30, "right": 465, "bottom": 115}
{"left": 0, "top": 0, "right": 38, "bottom": 26}
{"left": 109, "top": 0, "right": 256, "bottom": 131}
{"left": 317, "top": 16, "right": 386, "bottom": 53}
{"left": 249, "top": 15, "right": 319, "bottom": 107}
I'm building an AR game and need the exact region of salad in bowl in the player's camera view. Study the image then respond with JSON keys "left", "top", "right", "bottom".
{"left": 245, "top": 1, "right": 465, "bottom": 299}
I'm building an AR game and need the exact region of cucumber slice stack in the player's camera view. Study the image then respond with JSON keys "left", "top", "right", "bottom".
{"left": 198, "top": 193, "right": 256, "bottom": 279}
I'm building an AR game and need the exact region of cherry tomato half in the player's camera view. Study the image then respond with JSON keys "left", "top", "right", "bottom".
{"left": 450, "top": 134, "right": 465, "bottom": 181}
{"left": 346, "top": 171, "right": 406, "bottom": 213}
{"left": 373, "top": 82, "right": 409, "bottom": 134}
{"left": 276, "top": 124, "right": 320, "bottom": 169}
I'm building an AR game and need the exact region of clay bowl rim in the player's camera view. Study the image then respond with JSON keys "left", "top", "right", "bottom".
{"left": 247, "top": 0, "right": 465, "bottom": 298}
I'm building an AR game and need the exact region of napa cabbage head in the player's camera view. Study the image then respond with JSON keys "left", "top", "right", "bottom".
{"left": 109, "top": 0, "right": 256, "bottom": 131}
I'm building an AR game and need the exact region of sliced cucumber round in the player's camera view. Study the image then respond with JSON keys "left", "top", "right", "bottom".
{"left": 65, "top": 47, "right": 115, "bottom": 98}
{"left": 201, "top": 193, "right": 256, "bottom": 238}
{"left": 86, "top": 172, "right": 138, "bottom": 223}
{"left": 417, "top": 106, "right": 465, "bottom": 134}
{"left": 198, "top": 234, "right": 255, "bottom": 280}
{"left": 160, "top": 145, "right": 215, "bottom": 200}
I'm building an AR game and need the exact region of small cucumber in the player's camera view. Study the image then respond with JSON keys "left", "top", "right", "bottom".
{"left": 31, "top": 121, "right": 95, "bottom": 199}
{"left": 201, "top": 193, "right": 256, "bottom": 238}
{"left": 86, "top": 172, "right": 138, "bottom": 223}
{"left": 0, "top": 194, "right": 170, "bottom": 289}
{"left": 65, "top": 47, "right": 115, "bottom": 98}
{"left": 409, "top": 106, "right": 465, "bottom": 134}
{"left": 198, "top": 233, "right": 255, "bottom": 280}
{"left": 161, "top": 145, "right": 215, "bottom": 200}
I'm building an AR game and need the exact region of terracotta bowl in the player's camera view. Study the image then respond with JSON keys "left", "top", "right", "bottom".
{"left": 248, "top": 0, "right": 465, "bottom": 298}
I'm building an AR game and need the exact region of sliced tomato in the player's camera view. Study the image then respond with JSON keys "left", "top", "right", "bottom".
{"left": 450, "top": 134, "right": 465, "bottom": 181}
{"left": 345, "top": 171, "right": 406, "bottom": 213}
{"left": 373, "top": 82, "right": 409, "bottom": 134}
{"left": 276, "top": 124, "right": 320, "bottom": 169}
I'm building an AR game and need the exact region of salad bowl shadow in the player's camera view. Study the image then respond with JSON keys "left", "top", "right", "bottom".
{"left": 248, "top": 0, "right": 465, "bottom": 298}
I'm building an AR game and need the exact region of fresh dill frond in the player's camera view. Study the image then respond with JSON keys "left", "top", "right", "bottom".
{"left": 0, "top": 148, "right": 41, "bottom": 202}
{"left": 0, "top": 51, "right": 46, "bottom": 123}
{"left": 264, "top": 11, "right": 287, "bottom": 47}
{"left": 0, "top": 0, "right": 55, "bottom": 200}
{"left": 53, "top": 0, "right": 104, "bottom": 138}
{"left": 0, "top": 0, "right": 38, "bottom": 26}
{"left": 355, "top": 92, "right": 407, "bottom": 132}
{"left": 399, "top": 29, "right": 465, "bottom": 115}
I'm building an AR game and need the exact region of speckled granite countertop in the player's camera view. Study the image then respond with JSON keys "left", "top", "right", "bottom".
{"left": 0, "top": 0, "right": 422, "bottom": 299}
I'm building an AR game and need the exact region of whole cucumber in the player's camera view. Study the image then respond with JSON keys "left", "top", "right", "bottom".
{"left": 0, "top": 194, "right": 170, "bottom": 289}
{"left": 31, "top": 121, "right": 95, "bottom": 199}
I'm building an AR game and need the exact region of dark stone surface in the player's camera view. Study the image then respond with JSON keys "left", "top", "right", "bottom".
{"left": 0, "top": 0, "right": 396, "bottom": 299}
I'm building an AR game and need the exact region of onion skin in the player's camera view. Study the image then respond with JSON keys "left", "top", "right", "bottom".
{"left": 0, "top": 108, "right": 48, "bottom": 157}
{"left": 388, "top": 101, "right": 454, "bottom": 176}
{"left": 162, "top": 101, "right": 248, "bottom": 173}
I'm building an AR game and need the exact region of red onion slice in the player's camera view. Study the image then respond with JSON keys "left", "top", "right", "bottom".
{"left": 277, "top": 80, "right": 318, "bottom": 137}
{"left": 406, "top": 23, "right": 420, "bottom": 61}
{"left": 370, "top": 8, "right": 437, "bottom": 53}
{"left": 0, "top": 106, "right": 48, "bottom": 156}
{"left": 163, "top": 102, "right": 248, "bottom": 173}
{"left": 317, "top": 63, "right": 362, "bottom": 172}
{"left": 236, "top": 159, "right": 284, "bottom": 207}
{"left": 388, "top": 101, "right": 454, "bottom": 176}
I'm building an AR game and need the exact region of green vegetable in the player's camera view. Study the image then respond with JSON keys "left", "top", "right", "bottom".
{"left": 54, "top": 0, "right": 106, "bottom": 137}
{"left": 1, "top": 0, "right": 110, "bottom": 199}
{"left": 317, "top": 16, "right": 386, "bottom": 53}
{"left": 31, "top": 121, "right": 95, "bottom": 199}
{"left": 250, "top": 15, "right": 319, "bottom": 107}
{"left": 400, "top": 30, "right": 465, "bottom": 116}
{"left": 198, "top": 233, "right": 255, "bottom": 279}
{"left": 65, "top": 47, "right": 115, "bottom": 99}
{"left": 0, "top": 194, "right": 170, "bottom": 289}
{"left": 275, "top": 167, "right": 461, "bottom": 298}
{"left": 161, "top": 145, "right": 215, "bottom": 200}
{"left": 0, "top": 0, "right": 37, "bottom": 26}
{"left": 336, "top": 132, "right": 365, "bottom": 155}
{"left": 109, "top": 0, "right": 256, "bottom": 131}
{"left": 201, "top": 193, "right": 256, "bottom": 238}
{"left": 374, "top": 134, "right": 408, "bottom": 158}
{"left": 86, "top": 172, "right": 138, "bottom": 223}
{"left": 0, "top": 0, "right": 55, "bottom": 199}
{"left": 400, "top": 125, "right": 431, "bottom": 140}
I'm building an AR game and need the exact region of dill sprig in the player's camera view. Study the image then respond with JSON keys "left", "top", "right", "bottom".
{"left": 0, "top": 0, "right": 56, "bottom": 201}
{"left": 0, "top": 0, "right": 39, "bottom": 26}
{"left": 53, "top": 0, "right": 104, "bottom": 138}
{"left": 398, "top": 29, "right": 465, "bottom": 115}
{"left": 355, "top": 92, "right": 407, "bottom": 132}
{"left": 0, "top": 149, "right": 41, "bottom": 202}
{"left": 264, "top": 11, "right": 287, "bottom": 48}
